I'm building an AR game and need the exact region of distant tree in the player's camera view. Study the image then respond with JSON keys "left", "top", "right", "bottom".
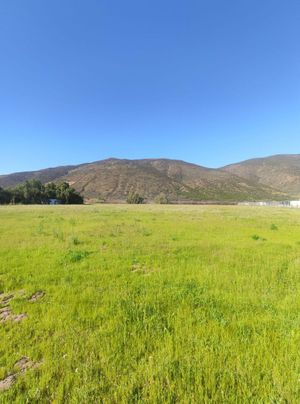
{"left": 10, "top": 184, "right": 26, "bottom": 204}
{"left": 126, "top": 191, "right": 144, "bottom": 204}
{"left": 6, "top": 180, "right": 83, "bottom": 205}
{"left": 66, "top": 189, "right": 84, "bottom": 204}
{"left": 56, "top": 182, "right": 84, "bottom": 204}
{"left": 23, "top": 180, "right": 44, "bottom": 204}
{"left": 0, "top": 187, "right": 11, "bottom": 204}
{"left": 56, "top": 182, "right": 68, "bottom": 202}
{"left": 44, "top": 182, "right": 58, "bottom": 199}
{"left": 154, "top": 193, "right": 169, "bottom": 204}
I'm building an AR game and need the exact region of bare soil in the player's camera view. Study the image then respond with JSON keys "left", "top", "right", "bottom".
{"left": 29, "top": 291, "right": 45, "bottom": 302}
{"left": 0, "top": 375, "right": 16, "bottom": 392}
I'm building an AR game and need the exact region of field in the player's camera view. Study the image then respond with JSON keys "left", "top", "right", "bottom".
{"left": 1, "top": 204, "right": 300, "bottom": 402}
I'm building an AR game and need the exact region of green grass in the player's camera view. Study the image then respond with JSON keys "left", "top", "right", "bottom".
{"left": 1, "top": 204, "right": 300, "bottom": 402}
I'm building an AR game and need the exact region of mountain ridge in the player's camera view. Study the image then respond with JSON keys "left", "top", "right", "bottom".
{"left": 222, "top": 154, "right": 300, "bottom": 196}
{"left": 0, "top": 155, "right": 298, "bottom": 203}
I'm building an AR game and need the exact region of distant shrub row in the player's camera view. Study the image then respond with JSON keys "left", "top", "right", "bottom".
{"left": 0, "top": 180, "right": 83, "bottom": 205}
{"left": 126, "top": 191, "right": 170, "bottom": 204}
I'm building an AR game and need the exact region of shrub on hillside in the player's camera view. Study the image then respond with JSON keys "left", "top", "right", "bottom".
{"left": 126, "top": 191, "right": 144, "bottom": 204}
{"left": 154, "top": 193, "right": 169, "bottom": 204}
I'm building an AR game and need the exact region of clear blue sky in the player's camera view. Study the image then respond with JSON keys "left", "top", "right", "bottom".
{"left": 1, "top": 0, "right": 300, "bottom": 174}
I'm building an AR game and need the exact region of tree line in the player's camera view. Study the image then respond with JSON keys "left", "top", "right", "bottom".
{"left": 0, "top": 180, "right": 83, "bottom": 205}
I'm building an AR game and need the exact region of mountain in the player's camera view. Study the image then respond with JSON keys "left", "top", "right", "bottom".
{"left": 222, "top": 154, "right": 300, "bottom": 197}
{"left": 0, "top": 165, "right": 78, "bottom": 189}
{"left": 0, "top": 158, "right": 287, "bottom": 203}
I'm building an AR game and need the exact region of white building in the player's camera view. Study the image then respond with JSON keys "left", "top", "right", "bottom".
{"left": 290, "top": 201, "right": 300, "bottom": 208}
{"left": 238, "top": 200, "right": 300, "bottom": 208}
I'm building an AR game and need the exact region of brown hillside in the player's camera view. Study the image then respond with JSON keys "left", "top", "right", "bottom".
{"left": 0, "top": 157, "right": 289, "bottom": 202}
{"left": 56, "top": 158, "right": 285, "bottom": 202}
{"left": 222, "top": 154, "right": 300, "bottom": 196}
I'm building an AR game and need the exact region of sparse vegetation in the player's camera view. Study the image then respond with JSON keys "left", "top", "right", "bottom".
{"left": 223, "top": 154, "right": 300, "bottom": 196}
{"left": 251, "top": 234, "right": 267, "bottom": 241}
{"left": 126, "top": 191, "right": 144, "bottom": 204}
{"left": 1, "top": 204, "right": 300, "bottom": 402}
{"left": 0, "top": 158, "right": 290, "bottom": 203}
{"left": 154, "top": 192, "right": 169, "bottom": 204}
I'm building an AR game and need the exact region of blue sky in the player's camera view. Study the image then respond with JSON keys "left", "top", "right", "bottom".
{"left": 1, "top": 0, "right": 299, "bottom": 174}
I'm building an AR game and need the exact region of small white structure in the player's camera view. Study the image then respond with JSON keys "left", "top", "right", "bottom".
{"left": 290, "top": 201, "right": 300, "bottom": 208}
{"left": 239, "top": 200, "right": 300, "bottom": 208}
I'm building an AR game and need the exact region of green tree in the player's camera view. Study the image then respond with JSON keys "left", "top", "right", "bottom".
{"left": 44, "top": 182, "right": 58, "bottom": 199}
{"left": 0, "top": 187, "right": 11, "bottom": 204}
{"left": 126, "top": 191, "right": 144, "bottom": 204}
{"left": 6, "top": 180, "right": 83, "bottom": 205}
{"left": 56, "top": 182, "right": 83, "bottom": 204}
{"left": 23, "top": 180, "right": 44, "bottom": 204}
{"left": 10, "top": 184, "right": 26, "bottom": 204}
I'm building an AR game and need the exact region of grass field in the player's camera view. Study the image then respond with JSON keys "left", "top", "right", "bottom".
{"left": 1, "top": 204, "right": 300, "bottom": 402}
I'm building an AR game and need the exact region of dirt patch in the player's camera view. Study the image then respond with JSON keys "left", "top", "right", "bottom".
{"left": 12, "top": 313, "right": 28, "bottom": 323}
{"left": 0, "top": 306, "right": 27, "bottom": 323}
{"left": 0, "top": 307, "right": 12, "bottom": 322}
{"left": 131, "top": 263, "right": 156, "bottom": 275}
{"left": 0, "top": 358, "right": 39, "bottom": 392}
{"left": 0, "top": 294, "right": 14, "bottom": 306}
{"left": 0, "top": 374, "right": 16, "bottom": 392}
{"left": 131, "top": 263, "right": 145, "bottom": 273}
{"left": 29, "top": 291, "right": 45, "bottom": 302}
{"left": 15, "top": 357, "right": 38, "bottom": 372}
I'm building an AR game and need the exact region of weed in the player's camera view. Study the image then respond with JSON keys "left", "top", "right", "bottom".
{"left": 64, "top": 250, "right": 90, "bottom": 263}
{"left": 69, "top": 236, "right": 81, "bottom": 245}
{"left": 252, "top": 234, "right": 266, "bottom": 241}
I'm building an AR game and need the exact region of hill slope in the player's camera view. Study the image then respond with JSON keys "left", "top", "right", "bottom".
{"left": 222, "top": 154, "right": 300, "bottom": 196}
{"left": 0, "top": 158, "right": 286, "bottom": 202}
{"left": 0, "top": 165, "right": 78, "bottom": 189}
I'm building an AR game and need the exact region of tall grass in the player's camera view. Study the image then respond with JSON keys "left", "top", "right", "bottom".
{"left": 0, "top": 205, "right": 300, "bottom": 402}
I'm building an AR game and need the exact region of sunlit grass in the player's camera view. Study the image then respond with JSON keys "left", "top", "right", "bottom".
{"left": 0, "top": 204, "right": 300, "bottom": 402}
